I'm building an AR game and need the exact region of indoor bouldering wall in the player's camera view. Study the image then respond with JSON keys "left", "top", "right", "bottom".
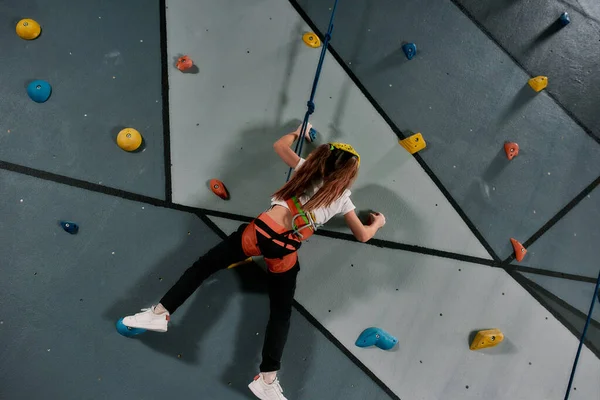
{"left": 1, "top": 0, "right": 599, "bottom": 399}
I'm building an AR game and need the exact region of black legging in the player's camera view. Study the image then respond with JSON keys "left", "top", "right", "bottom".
{"left": 160, "top": 223, "right": 299, "bottom": 372}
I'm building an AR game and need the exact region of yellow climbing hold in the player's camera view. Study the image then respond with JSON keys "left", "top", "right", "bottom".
{"left": 302, "top": 32, "right": 321, "bottom": 48}
{"left": 227, "top": 257, "right": 252, "bottom": 269}
{"left": 470, "top": 328, "right": 504, "bottom": 350}
{"left": 528, "top": 76, "right": 548, "bottom": 92}
{"left": 399, "top": 132, "right": 426, "bottom": 154}
{"left": 117, "top": 128, "right": 143, "bottom": 152}
{"left": 16, "top": 19, "right": 41, "bottom": 40}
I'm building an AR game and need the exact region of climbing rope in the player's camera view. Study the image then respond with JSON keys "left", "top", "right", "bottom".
{"left": 564, "top": 267, "right": 600, "bottom": 399}
{"left": 286, "top": 0, "right": 341, "bottom": 182}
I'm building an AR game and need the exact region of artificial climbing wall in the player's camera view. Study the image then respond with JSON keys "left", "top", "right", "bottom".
{"left": 168, "top": 0, "right": 600, "bottom": 398}
{"left": 0, "top": 1, "right": 394, "bottom": 399}
{"left": 1, "top": 0, "right": 599, "bottom": 399}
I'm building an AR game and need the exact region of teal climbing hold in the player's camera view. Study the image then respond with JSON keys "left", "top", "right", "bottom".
{"left": 559, "top": 12, "right": 570, "bottom": 27}
{"left": 356, "top": 327, "right": 398, "bottom": 350}
{"left": 402, "top": 43, "right": 417, "bottom": 60}
{"left": 27, "top": 80, "right": 52, "bottom": 103}
{"left": 116, "top": 318, "right": 146, "bottom": 337}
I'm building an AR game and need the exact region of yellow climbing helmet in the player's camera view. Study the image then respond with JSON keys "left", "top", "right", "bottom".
{"left": 329, "top": 142, "right": 360, "bottom": 167}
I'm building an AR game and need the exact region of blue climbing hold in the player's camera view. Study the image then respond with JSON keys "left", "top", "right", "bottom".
{"left": 309, "top": 127, "right": 317, "bottom": 142}
{"left": 27, "top": 80, "right": 52, "bottom": 103}
{"left": 559, "top": 12, "right": 570, "bottom": 27}
{"left": 355, "top": 327, "right": 398, "bottom": 350}
{"left": 60, "top": 221, "right": 79, "bottom": 234}
{"left": 116, "top": 318, "right": 146, "bottom": 337}
{"left": 402, "top": 43, "right": 417, "bottom": 60}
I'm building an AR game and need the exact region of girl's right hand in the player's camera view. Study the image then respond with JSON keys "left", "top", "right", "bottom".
{"left": 369, "top": 212, "right": 386, "bottom": 228}
{"left": 297, "top": 122, "right": 313, "bottom": 142}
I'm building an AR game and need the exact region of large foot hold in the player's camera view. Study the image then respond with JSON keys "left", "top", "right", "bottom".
{"left": 116, "top": 318, "right": 147, "bottom": 338}
{"left": 355, "top": 327, "right": 398, "bottom": 350}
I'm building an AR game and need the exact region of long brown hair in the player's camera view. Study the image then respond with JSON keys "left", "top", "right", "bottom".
{"left": 273, "top": 144, "right": 359, "bottom": 211}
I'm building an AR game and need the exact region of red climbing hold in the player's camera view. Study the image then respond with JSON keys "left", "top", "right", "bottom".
{"left": 504, "top": 142, "right": 519, "bottom": 160}
{"left": 510, "top": 238, "right": 527, "bottom": 262}
{"left": 210, "top": 179, "right": 229, "bottom": 200}
{"left": 176, "top": 55, "right": 193, "bottom": 71}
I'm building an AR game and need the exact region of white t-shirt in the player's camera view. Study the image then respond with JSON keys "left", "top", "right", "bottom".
{"left": 270, "top": 158, "right": 356, "bottom": 226}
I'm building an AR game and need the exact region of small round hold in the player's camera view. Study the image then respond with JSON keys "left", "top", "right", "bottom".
{"left": 176, "top": 55, "right": 193, "bottom": 71}
{"left": 27, "top": 80, "right": 52, "bottom": 103}
{"left": 117, "top": 128, "right": 143, "bottom": 152}
{"left": 402, "top": 43, "right": 417, "bottom": 60}
{"left": 302, "top": 32, "right": 321, "bottom": 48}
{"left": 559, "top": 12, "right": 570, "bottom": 27}
{"left": 16, "top": 18, "right": 41, "bottom": 40}
{"left": 116, "top": 318, "right": 146, "bottom": 337}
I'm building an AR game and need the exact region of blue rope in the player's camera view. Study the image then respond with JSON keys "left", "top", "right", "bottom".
{"left": 286, "top": 0, "right": 340, "bottom": 182}
{"left": 564, "top": 267, "right": 600, "bottom": 399}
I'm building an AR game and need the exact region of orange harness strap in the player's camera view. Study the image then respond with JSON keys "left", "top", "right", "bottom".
{"left": 242, "top": 197, "right": 317, "bottom": 274}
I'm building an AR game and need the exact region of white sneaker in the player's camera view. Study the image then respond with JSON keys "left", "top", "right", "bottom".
{"left": 248, "top": 374, "right": 288, "bottom": 400}
{"left": 122, "top": 306, "right": 169, "bottom": 332}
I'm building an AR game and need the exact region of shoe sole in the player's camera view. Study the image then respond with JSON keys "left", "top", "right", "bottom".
{"left": 122, "top": 319, "right": 168, "bottom": 332}
{"left": 248, "top": 382, "right": 265, "bottom": 399}
{"left": 248, "top": 382, "right": 287, "bottom": 400}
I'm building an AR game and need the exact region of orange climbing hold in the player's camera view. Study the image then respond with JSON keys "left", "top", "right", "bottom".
{"left": 504, "top": 142, "right": 519, "bottom": 160}
{"left": 510, "top": 238, "right": 527, "bottom": 262}
{"left": 210, "top": 179, "right": 229, "bottom": 200}
{"left": 176, "top": 55, "right": 193, "bottom": 71}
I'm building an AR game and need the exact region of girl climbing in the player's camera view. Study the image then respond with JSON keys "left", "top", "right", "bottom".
{"left": 121, "top": 123, "right": 386, "bottom": 400}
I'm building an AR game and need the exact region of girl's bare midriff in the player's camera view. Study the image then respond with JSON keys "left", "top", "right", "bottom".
{"left": 265, "top": 205, "right": 294, "bottom": 231}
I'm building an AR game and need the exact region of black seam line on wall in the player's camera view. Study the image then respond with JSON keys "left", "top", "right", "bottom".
{"left": 286, "top": 0, "right": 501, "bottom": 265}
{"left": 517, "top": 272, "right": 600, "bottom": 331}
{"left": 446, "top": 0, "right": 600, "bottom": 145}
{"left": 199, "top": 207, "right": 494, "bottom": 266}
{"left": 500, "top": 175, "right": 600, "bottom": 265}
{"left": 3, "top": 156, "right": 592, "bottom": 282}
{"left": 509, "top": 270, "right": 600, "bottom": 359}
{"left": 3, "top": 159, "right": 595, "bottom": 284}
{"left": 292, "top": 300, "right": 401, "bottom": 400}
{"left": 199, "top": 217, "right": 402, "bottom": 400}
{"left": 505, "top": 264, "right": 598, "bottom": 284}
{"left": 159, "top": 0, "right": 173, "bottom": 204}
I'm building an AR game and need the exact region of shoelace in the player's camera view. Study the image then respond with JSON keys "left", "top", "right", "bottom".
{"left": 270, "top": 378, "right": 284, "bottom": 394}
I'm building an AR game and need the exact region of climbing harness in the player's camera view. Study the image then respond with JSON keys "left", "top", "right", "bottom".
{"left": 564, "top": 268, "right": 600, "bottom": 399}
{"left": 286, "top": 196, "right": 317, "bottom": 239}
{"left": 286, "top": 0, "right": 341, "bottom": 182}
